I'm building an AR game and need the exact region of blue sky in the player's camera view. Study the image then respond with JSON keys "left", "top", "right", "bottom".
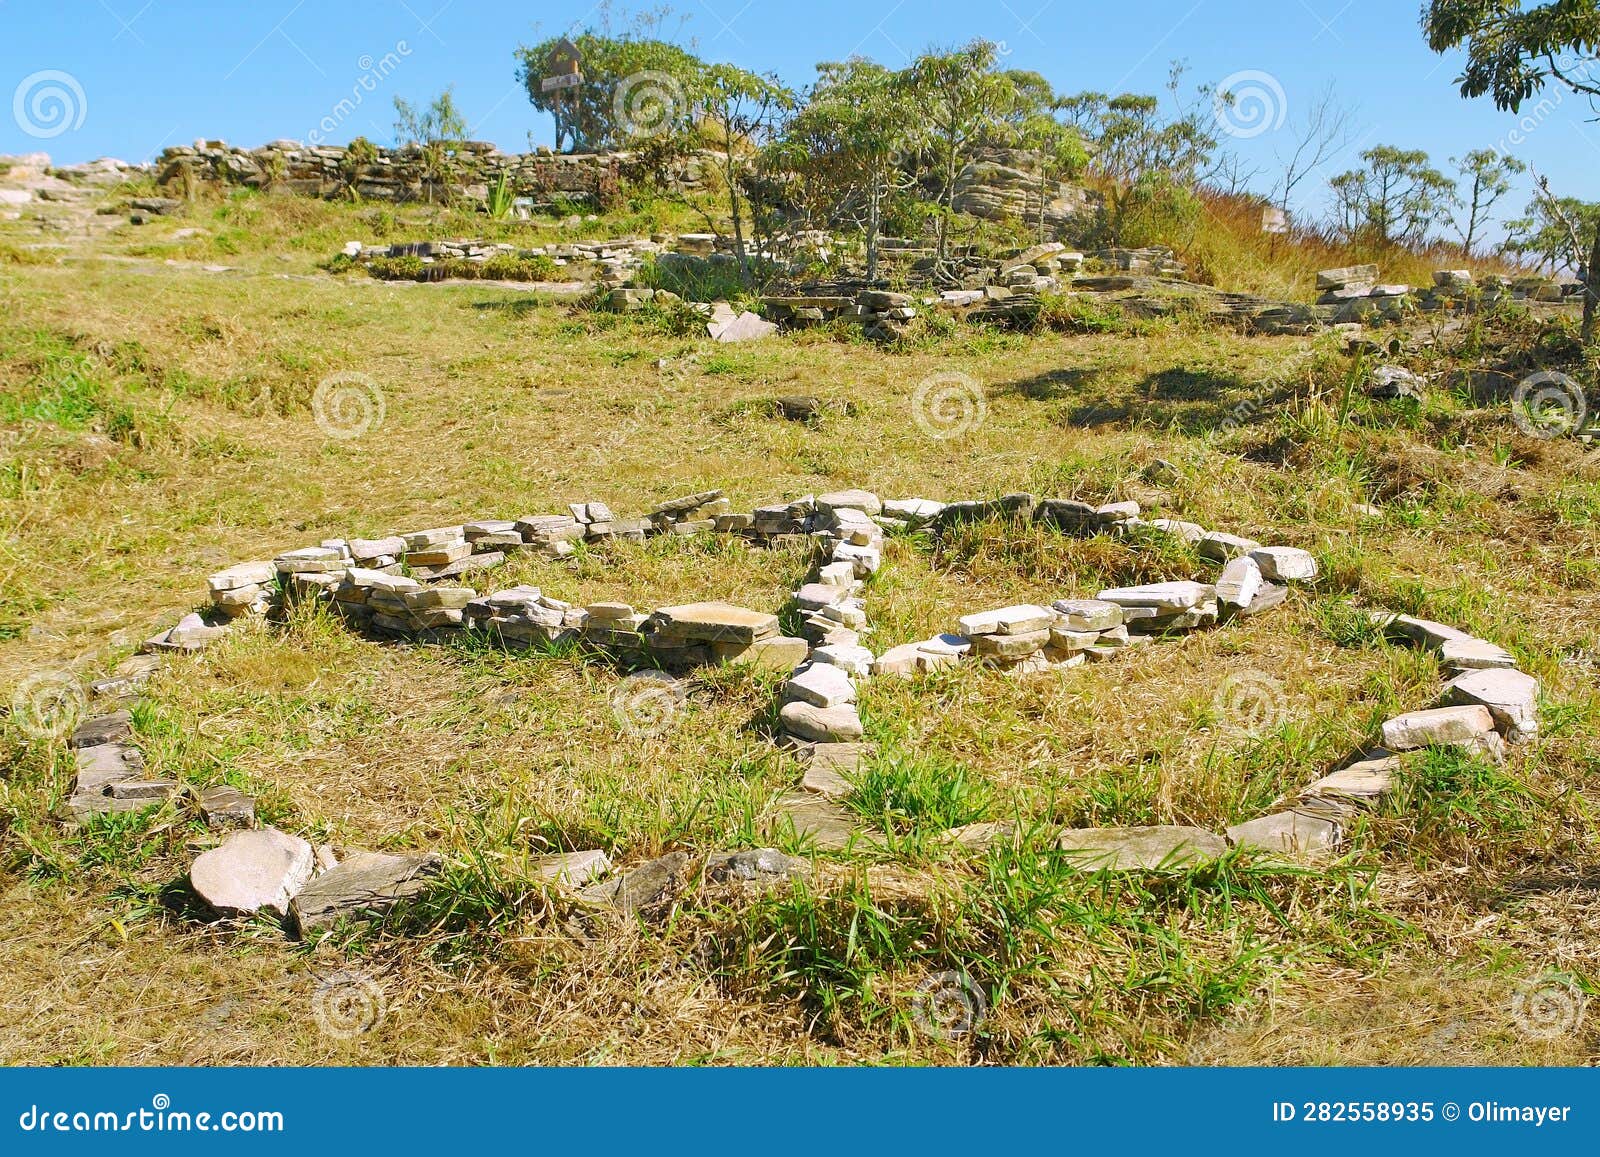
{"left": 2, "top": 0, "right": 1597, "bottom": 231}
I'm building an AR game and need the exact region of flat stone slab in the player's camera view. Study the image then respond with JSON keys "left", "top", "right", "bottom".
{"left": 1227, "top": 810, "right": 1341, "bottom": 856}
{"left": 709, "top": 310, "right": 777, "bottom": 343}
{"left": 1248, "top": 546, "right": 1318, "bottom": 582}
{"left": 957, "top": 604, "right": 1056, "bottom": 637}
{"left": 1438, "top": 637, "right": 1516, "bottom": 669}
{"left": 533, "top": 849, "right": 613, "bottom": 887}
{"left": 70, "top": 711, "right": 132, "bottom": 749}
{"left": 779, "top": 701, "right": 864, "bottom": 743}
{"left": 815, "top": 489, "right": 883, "bottom": 516}
{"left": 704, "top": 848, "right": 809, "bottom": 887}
{"left": 1296, "top": 753, "right": 1402, "bottom": 805}
{"left": 579, "top": 851, "right": 693, "bottom": 914}
{"left": 1095, "top": 581, "right": 1213, "bottom": 610}
{"left": 943, "top": 821, "right": 1018, "bottom": 851}
{"left": 208, "top": 561, "right": 276, "bottom": 592}
{"left": 717, "top": 635, "right": 809, "bottom": 672}
{"left": 1052, "top": 599, "right": 1123, "bottom": 630}
{"left": 1445, "top": 668, "right": 1538, "bottom": 741}
{"left": 773, "top": 793, "right": 879, "bottom": 852}
{"left": 289, "top": 850, "right": 443, "bottom": 936}
{"left": 812, "top": 642, "right": 874, "bottom": 675}
{"left": 1055, "top": 825, "right": 1226, "bottom": 871}
{"left": 190, "top": 828, "right": 315, "bottom": 918}
{"left": 800, "top": 742, "right": 864, "bottom": 797}
{"left": 1197, "top": 531, "right": 1261, "bottom": 562}
{"left": 649, "top": 602, "right": 779, "bottom": 645}
{"left": 1381, "top": 704, "right": 1495, "bottom": 750}
{"left": 1215, "top": 556, "right": 1262, "bottom": 609}
{"left": 784, "top": 662, "right": 857, "bottom": 709}
{"left": 73, "top": 743, "right": 144, "bottom": 792}
{"left": 198, "top": 786, "right": 256, "bottom": 829}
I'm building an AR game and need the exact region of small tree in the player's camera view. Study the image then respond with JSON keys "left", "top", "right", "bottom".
{"left": 1506, "top": 182, "right": 1600, "bottom": 273}
{"left": 393, "top": 88, "right": 469, "bottom": 146}
{"left": 1016, "top": 114, "right": 1090, "bottom": 241}
{"left": 1451, "top": 148, "right": 1527, "bottom": 255}
{"left": 1329, "top": 145, "right": 1457, "bottom": 247}
{"left": 691, "top": 63, "right": 796, "bottom": 287}
{"left": 898, "top": 40, "right": 1018, "bottom": 270}
{"left": 1269, "top": 82, "right": 1355, "bottom": 221}
{"left": 393, "top": 89, "right": 470, "bottom": 201}
{"left": 1083, "top": 68, "right": 1218, "bottom": 247}
{"left": 780, "top": 58, "right": 916, "bottom": 281}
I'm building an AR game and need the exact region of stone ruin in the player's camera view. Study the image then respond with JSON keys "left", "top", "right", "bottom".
{"left": 60, "top": 484, "right": 1539, "bottom": 936}
{"left": 156, "top": 138, "right": 708, "bottom": 210}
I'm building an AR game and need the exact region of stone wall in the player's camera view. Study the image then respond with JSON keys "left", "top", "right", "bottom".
{"left": 155, "top": 138, "right": 707, "bottom": 207}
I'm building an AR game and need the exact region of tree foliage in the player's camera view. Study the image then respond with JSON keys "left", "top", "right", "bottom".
{"left": 1451, "top": 147, "right": 1526, "bottom": 253}
{"left": 1330, "top": 145, "right": 1457, "bottom": 247}
{"left": 514, "top": 32, "right": 704, "bottom": 152}
{"left": 1424, "top": 0, "right": 1600, "bottom": 112}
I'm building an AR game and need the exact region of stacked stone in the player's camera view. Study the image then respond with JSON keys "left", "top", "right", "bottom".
{"left": 1240, "top": 611, "right": 1543, "bottom": 858}
{"left": 996, "top": 242, "right": 1082, "bottom": 292}
{"left": 953, "top": 604, "right": 1063, "bottom": 673}
{"left": 748, "top": 495, "right": 813, "bottom": 542}
{"left": 574, "top": 601, "right": 651, "bottom": 664}
{"left": 777, "top": 489, "right": 890, "bottom": 752}
{"left": 1096, "top": 581, "right": 1217, "bottom": 636}
{"left": 463, "top": 585, "right": 576, "bottom": 648}
{"left": 1093, "top": 246, "right": 1186, "bottom": 277}
{"left": 857, "top": 290, "right": 915, "bottom": 342}
{"left": 356, "top": 572, "right": 475, "bottom": 639}
{"left": 207, "top": 561, "right": 277, "bottom": 619}
{"left": 646, "top": 490, "right": 728, "bottom": 536}
{"left": 642, "top": 602, "right": 803, "bottom": 672}
{"left": 514, "top": 513, "right": 584, "bottom": 558}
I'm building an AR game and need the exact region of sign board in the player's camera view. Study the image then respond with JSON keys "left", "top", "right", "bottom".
{"left": 543, "top": 37, "right": 582, "bottom": 86}
{"left": 1261, "top": 206, "right": 1288, "bottom": 234}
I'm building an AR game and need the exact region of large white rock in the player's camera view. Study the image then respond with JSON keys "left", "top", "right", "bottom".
{"left": 784, "top": 662, "right": 858, "bottom": 709}
{"left": 1248, "top": 546, "right": 1318, "bottom": 582}
{"left": 1445, "top": 668, "right": 1539, "bottom": 741}
{"left": 1215, "top": 556, "right": 1263, "bottom": 610}
{"left": 957, "top": 604, "right": 1056, "bottom": 636}
{"left": 189, "top": 828, "right": 314, "bottom": 918}
{"left": 779, "top": 701, "right": 864, "bottom": 743}
{"left": 1380, "top": 705, "right": 1495, "bottom": 750}
{"left": 1096, "top": 581, "right": 1213, "bottom": 610}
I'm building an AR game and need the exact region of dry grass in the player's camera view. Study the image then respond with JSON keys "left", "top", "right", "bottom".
{"left": 0, "top": 186, "right": 1597, "bottom": 1066}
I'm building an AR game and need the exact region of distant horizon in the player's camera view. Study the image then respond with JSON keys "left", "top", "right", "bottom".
{"left": 4, "top": 0, "right": 1598, "bottom": 245}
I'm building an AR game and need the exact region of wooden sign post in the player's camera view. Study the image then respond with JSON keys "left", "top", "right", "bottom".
{"left": 540, "top": 38, "right": 584, "bottom": 151}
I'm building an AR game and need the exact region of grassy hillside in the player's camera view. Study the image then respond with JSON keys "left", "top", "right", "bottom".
{"left": 0, "top": 184, "right": 1595, "bottom": 1065}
